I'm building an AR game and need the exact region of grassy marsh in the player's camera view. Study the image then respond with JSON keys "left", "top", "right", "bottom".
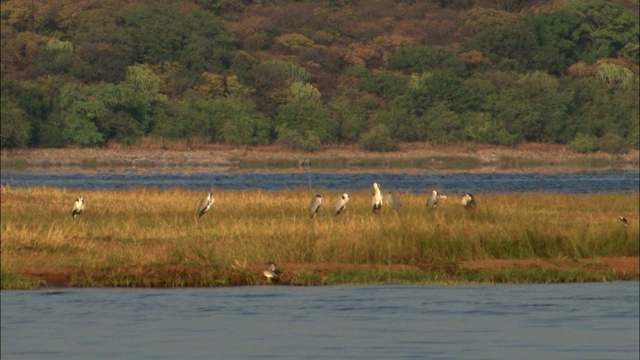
{"left": 1, "top": 186, "right": 638, "bottom": 289}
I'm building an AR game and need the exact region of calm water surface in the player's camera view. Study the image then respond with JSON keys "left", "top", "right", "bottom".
{"left": 1, "top": 170, "right": 638, "bottom": 193}
{"left": 2, "top": 282, "right": 638, "bottom": 359}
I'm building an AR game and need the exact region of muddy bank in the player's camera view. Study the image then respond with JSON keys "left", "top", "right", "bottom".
{"left": 2, "top": 143, "right": 638, "bottom": 174}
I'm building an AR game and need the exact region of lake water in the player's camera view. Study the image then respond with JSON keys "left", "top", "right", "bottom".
{"left": 2, "top": 282, "right": 638, "bottom": 359}
{"left": 1, "top": 170, "right": 638, "bottom": 193}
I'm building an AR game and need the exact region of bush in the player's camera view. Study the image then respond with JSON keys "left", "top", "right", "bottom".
{"left": 598, "top": 133, "right": 629, "bottom": 154}
{"left": 569, "top": 133, "right": 598, "bottom": 153}
{"left": 359, "top": 124, "right": 397, "bottom": 152}
{"left": 276, "top": 125, "right": 321, "bottom": 152}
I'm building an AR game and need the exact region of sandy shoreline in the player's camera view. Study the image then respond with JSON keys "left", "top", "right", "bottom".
{"left": 2, "top": 143, "right": 639, "bottom": 174}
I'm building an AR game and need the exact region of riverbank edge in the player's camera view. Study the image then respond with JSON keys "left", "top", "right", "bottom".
{"left": 3, "top": 257, "right": 638, "bottom": 290}
{"left": 2, "top": 143, "right": 639, "bottom": 174}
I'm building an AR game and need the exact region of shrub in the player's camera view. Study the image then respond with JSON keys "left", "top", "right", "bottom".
{"left": 359, "top": 124, "right": 397, "bottom": 152}
{"left": 569, "top": 133, "right": 598, "bottom": 153}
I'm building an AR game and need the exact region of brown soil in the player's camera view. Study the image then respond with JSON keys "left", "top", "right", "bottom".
{"left": 2, "top": 143, "right": 639, "bottom": 173}
{"left": 17, "top": 257, "right": 639, "bottom": 287}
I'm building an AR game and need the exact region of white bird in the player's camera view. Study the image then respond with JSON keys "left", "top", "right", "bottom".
{"left": 385, "top": 191, "right": 402, "bottom": 212}
{"left": 334, "top": 193, "right": 350, "bottom": 216}
{"left": 71, "top": 196, "right": 85, "bottom": 218}
{"left": 263, "top": 262, "right": 281, "bottom": 281}
{"left": 426, "top": 190, "right": 446, "bottom": 210}
{"left": 198, "top": 191, "right": 215, "bottom": 218}
{"left": 371, "top": 182, "right": 383, "bottom": 213}
{"left": 308, "top": 194, "right": 324, "bottom": 218}
{"left": 461, "top": 193, "right": 476, "bottom": 209}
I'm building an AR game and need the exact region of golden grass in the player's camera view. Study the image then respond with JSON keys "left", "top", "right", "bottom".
{"left": 1, "top": 186, "right": 638, "bottom": 288}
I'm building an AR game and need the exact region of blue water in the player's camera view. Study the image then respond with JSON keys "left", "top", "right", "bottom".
{"left": 1, "top": 170, "right": 638, "bottom": 193}
{"left": 2, "top": 282, "right": 638, "bottom": 359}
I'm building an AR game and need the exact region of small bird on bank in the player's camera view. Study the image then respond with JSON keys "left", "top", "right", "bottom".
{"left": 263, "top": 262, "right": 281, "bottom": 282}
{"left": 371, "top": 183, "right": 383, "bottom": 214}
{"left": 618, "top": 217, "right": 629, "bottom": 227}
{"left": 71, "top": 196, "right": 85, "bottom": 218}
{"left": 461, "top": 193, "right": 476, "bottom": 209}
{"left": 308, "top": 194, "right": 324, "bottom": 218}
{"left": 198, "top": 190, "right": 215, "bottom": 218}
{"left": 334, "top": 193, "right": 350, "bottom": 216}
{"left": 426, "top": 190, "right": 446, "bottom": 210}
{"left": 385, "top": 191, "right": 402, "bottom": 212}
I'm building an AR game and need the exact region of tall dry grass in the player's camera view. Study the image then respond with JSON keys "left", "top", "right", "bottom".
{"left": 1, "top": 185, "right": 638, "bottom": 287}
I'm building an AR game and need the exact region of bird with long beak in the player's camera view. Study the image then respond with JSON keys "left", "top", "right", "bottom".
{"left": 198, "top": 190, "right": 215, "bottom": 218}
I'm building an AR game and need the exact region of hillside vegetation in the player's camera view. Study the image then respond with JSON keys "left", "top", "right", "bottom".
{"left": 1, "top": 0, "right": 638, "bottom": 154}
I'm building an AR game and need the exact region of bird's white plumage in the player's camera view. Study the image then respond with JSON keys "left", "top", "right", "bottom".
{"left": 461, "top": 193, "right": 476, "bottom": 209}
{"left": 308, "top": 194, "right": 324, "bottom": 218}
{"left": 72, "top": 196, "right": 85, "bottom": 218}
{"left": 334, "top": 193, "right": 350, "bottom": 216}
{"left": 263, "top": 262, "right": 281, "bottom": 281}
{"left": 371, "top": 183, "right": 382, "bottom": 213}
{"left": 426, "top": 190, "right": 441, "bottom": 210}
{"left": 386, "top": 191, "right": 401, "bottom": 212}
{"left": 198, "top": 191, "right": 214, "bottom": 217}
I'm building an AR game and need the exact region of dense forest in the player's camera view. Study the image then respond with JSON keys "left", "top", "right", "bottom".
{"left": 1, "top": 0, "right": 638, "bottom": 153}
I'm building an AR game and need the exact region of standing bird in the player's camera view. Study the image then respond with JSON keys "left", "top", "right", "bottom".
{"left": 71, "top": 196, "right": 85, "bottom": 218}
{"left": 618, "top": 217, "right": 629, "bottom": 227}
{"left": 426, "top": 190, "right": 446, "bottom": 210}
{"left": 334, "top": 193, "right": 350, "bottom": 216}
{"left": 371, "top": 182, "right": 383, "bottom": 214}
{"left": 198, "top": 190, "right": 215, "bottom": 218}
{"left": 461, "top": 193, "right": 476, "bottom": 209}
{"left": 385, "top": 191, "right": 402, "bottom": 212}
{"left": 263, "top": 262, "right": 281, "bottom": 282}
{"left": 308, "top": 194, "right": 324, "bottom": 218}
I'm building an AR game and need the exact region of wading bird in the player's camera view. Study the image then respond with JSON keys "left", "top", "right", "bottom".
{"left": 618, "top": 217, "right": 629, "bottom": 227}
{"left": 198, "top": 191, "right": 215, "bottom": 218}
{"left": 426, "top": 190, "right": 446, "bottom": 210}
{"left": 263, "top": 262, "right": 281, "bottom": 281}
{"left": 385, "top": 191, "right": 402, "bottom": 212}
{"left": 461, "top": 193, "right": 476, "bottom": 209}
{"left": 308, "top": 194, "right": 324, "bottom": 218}
{"left": 71, "top": 196, "right": 85, "bottom": 218}
{"left": 371, "top": 183, "right": 383, "bottom": 214}
{"left": 334, "top": 193, "right": 350, "bottom": 216}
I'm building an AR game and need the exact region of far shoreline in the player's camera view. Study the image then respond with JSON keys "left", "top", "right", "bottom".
{"left": 2, "top": 143, "right": 639, "bottom": 174}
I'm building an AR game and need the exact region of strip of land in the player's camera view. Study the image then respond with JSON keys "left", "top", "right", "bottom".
{"left": 2, "top": 143, "right": 639, "bottom": 173}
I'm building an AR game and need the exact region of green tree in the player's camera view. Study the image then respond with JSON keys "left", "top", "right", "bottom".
{"left": 566, "top": 0, "right": 639, "bottom": 64}
{"left": 390, "top": 45, "right": 466, "bottom": 76}
{"left": 275, "top": 103, "right": 338, "bottom": 144}
{"left": 0, "top": 97, "right": 32, "bottom": 148}
{"left": 422, "top": 102, "right": 462, "bottom": 144}
{"left": 359, "top": 124, "right": 397, "bottom": 152}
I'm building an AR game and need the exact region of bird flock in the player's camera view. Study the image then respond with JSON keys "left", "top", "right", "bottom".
{"left": 68, "top": 183, "right": 631, "bottom": 282}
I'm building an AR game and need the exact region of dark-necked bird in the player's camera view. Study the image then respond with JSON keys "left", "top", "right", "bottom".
{"left": 71, "top": 196, "right": 84, "bottom": 218}
{"left": 308, "top": 194, "right": 324, "bottom": 218}
{"left": 385, "top": 191, "right": 402, "bottom": 212}
{"left": 334, "top": 193, "right": 350, "bottom": 216}
{"left": 198, "top": 191, "right": 214, "bottom": 218}
{"left": 461, "top": 193, "right": 476, "bottom": 209}
{"left": 426, "top": 190, "right": 446, "bottom": 210}
{"left": 618, "top": 217, "right": 629, "bottom": 227}
{"left": 263, "top": 262, "right": 281, "bottom": 281}
{"left": 371, "top": 183, "right": 382, "bottom": 214}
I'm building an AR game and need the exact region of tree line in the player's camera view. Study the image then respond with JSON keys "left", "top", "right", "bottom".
{"left": 1, "top": 0, "right": 638, "bottom": 153}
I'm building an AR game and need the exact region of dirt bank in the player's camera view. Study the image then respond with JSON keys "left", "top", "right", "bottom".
{"left": 2, "top": 143, "right": 639, "bottom": 173}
